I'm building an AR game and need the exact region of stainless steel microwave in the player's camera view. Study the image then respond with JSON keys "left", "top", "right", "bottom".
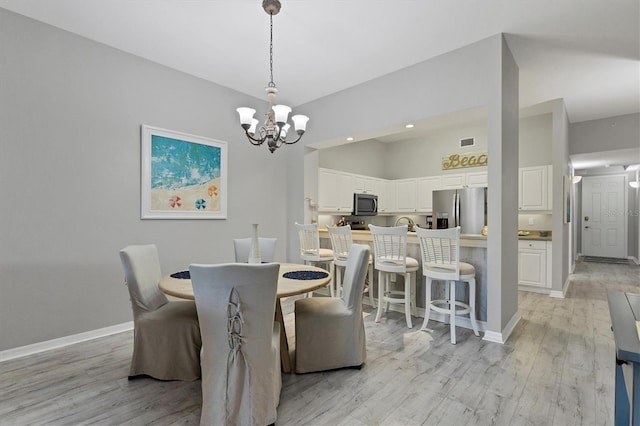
{"left": 353, "top": 193, "right": 378, "bottom": 216}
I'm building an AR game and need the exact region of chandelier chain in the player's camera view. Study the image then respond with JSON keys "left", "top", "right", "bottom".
{"left": 268, "top": 13, "right": 275, "bottom": 88}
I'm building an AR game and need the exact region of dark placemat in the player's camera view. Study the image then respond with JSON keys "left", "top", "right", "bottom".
{"left": 283, "top": 270, "right": 329, "bottom": 280}
{"left": 170, "top": 270, "right": 191, "bottom": 279}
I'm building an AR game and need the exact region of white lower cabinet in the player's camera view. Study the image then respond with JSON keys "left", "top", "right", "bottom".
{"left": 518, "top": 240, "right": 550, "bottom": 289}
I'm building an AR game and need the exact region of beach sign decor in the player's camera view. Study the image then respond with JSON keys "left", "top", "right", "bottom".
{"left": 141, "top": 125, "right": 227, "bottom": 219}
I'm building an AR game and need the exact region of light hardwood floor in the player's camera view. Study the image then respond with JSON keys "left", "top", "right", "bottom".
{"left": 1, "top": 260, "right": 638, "bottom": 425}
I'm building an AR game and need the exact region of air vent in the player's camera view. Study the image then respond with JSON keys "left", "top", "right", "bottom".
{"left": 460, "top": 137, "right": 475, "bottom": 147}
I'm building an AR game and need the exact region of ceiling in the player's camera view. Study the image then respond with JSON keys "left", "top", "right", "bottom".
{"left": 1, "top": 0, "right": 638, "bottom": 127}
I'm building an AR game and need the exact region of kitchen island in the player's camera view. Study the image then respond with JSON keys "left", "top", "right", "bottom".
{"left": 319, "top": 228, "right": 488, "bottom": 332}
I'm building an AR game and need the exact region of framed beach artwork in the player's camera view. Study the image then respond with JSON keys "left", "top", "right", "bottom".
{"left": 141, "top": 125, "right": 227, "bottom": 219}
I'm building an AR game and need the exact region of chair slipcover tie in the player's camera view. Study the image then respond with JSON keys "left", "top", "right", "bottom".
{"left": 225, "top": 287, "right": 251, "bottom": 426}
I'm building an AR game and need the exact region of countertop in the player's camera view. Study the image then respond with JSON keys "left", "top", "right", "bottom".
{"left": 319, "top": 228, "right": 552, "bottom": 242}
{"left": 517, "top": 230, "right": 552, "bottom": 241}
{"left": 319, "top": 228, "right": 488, "bottom": 248}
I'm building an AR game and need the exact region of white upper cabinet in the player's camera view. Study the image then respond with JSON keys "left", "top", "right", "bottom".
{"left": 378, "top": 179, "right": 394, "bottom": 213}
{"left": 417, "top": 176, "right": 442, "bottom": 212}
{"left": 318, "top": 168, "right": 492, "bottom": 215}
{"left": 352, "top": 174, "right": 378, "bottom": 194}
{"left": 395, "top": 178, "right": 417, "bottom": 212}
{"left": 519, "top": 165, "right": 550, "bottom": 211}
{"left": 441, "top": 173, "right": 466, "bottom": 189}
{"left": 465, "top": 171, "right": 488, "bottom": 188}
{"left": 318, "top": 168, "right": 353, "bottom": 213}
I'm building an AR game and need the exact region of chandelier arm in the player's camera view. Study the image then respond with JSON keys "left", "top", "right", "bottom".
{"left": 243, "top": 128, "right": 268, "bottom": 145}
{"left": 279, "top": 133, "right": 305, "bottom": 145}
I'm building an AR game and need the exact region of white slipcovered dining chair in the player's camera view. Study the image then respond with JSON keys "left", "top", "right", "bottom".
{"left": 368, "top": 224, "right": 419, "bottom": 328}
{"left": 295, "top": 244, "right": 370, "bottom": 373}
{"left": 415, "top": 226, "right": 480, "bottom": 344}
{"left": 189, "top": 262, "right": 281, "bottom": 426}
{"left": 295, "top": 222, "right": 334, "bottom": 297}
{"left": 119, "top": 244, "right": 201, "bottom": 381}
{"left": 327, "top": 225, "right": 375, "bottom": 307}
{"left": 233, "top": 237, "right": 277, "bottom": 263}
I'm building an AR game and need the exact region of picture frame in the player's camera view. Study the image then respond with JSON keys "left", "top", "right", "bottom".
{"left": 141, "top": 125, "right": 227, "bottom": 219}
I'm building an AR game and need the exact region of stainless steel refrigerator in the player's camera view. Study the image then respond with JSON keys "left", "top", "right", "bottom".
{"left": 432, "top": 187, "right": 487, "bottom": 234}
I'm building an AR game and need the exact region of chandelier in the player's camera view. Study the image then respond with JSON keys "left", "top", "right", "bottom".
{"left": 236, "top": 0, "right": 309, "bottom": 154}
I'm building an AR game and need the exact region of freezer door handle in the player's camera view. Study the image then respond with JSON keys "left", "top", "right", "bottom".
{"left": 453, "top": 192, "right": 460, "bottom": 227}
{"left": 451, "top": 195, "right": 456, "bottom": 227}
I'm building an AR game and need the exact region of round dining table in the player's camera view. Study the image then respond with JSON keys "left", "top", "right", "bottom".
{"left": 158, "top": 262, "right": 331, "bottom": 373}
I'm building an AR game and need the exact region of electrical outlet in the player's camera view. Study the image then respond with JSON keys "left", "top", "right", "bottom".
{"left": 528, "top": 217, "right": 534, "bottom": 225}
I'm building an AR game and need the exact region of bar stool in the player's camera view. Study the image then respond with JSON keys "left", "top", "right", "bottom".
{"left": 415, "top": 226, "right": 480, "bottom": 344}
{"left": 368, "top": 224, "right": 419, "bottom": 328}
{"left": 295, "top": 222, "right": 335, "bottom": 297}
{"left": 327, "top": 225, "right": 376, "bottom": 307}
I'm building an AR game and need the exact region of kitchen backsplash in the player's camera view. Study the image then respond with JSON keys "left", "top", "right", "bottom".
{"left": 320, "top": 213, "right": 552, "bottom": 231}
{"left": 517, "top": 213, "right": 552, "bottom": 230}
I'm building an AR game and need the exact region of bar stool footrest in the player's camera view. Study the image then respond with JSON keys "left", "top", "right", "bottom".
{"left": 430, "top": 299, "right": 472, "bottom": 316}
{"left": 383, "top": 291, "right": 409, "bottom": 304}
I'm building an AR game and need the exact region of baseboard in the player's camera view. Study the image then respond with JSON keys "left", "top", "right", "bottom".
{"left": 518, "top": 285, "right": 551, "bottom": 295}
{"left": 0, "top": 322, "right": 133, "bottom": 363}
{"left": 628, "top": 256, "right": 639, "bottom": 265}
{"left": 549, "top": 277, "right": 570, "bottom": 298}
{"left": 482, "top": 311, "right": 521, "bottom": 344}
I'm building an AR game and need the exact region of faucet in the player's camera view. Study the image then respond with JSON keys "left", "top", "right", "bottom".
{"left": 395, "top": 216, "right": 415, "bottom": 232}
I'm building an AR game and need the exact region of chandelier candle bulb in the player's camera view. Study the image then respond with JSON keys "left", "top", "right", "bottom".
{"left": 248, "top": 119, "right": 259, "bottom": 135}
{"left": 272, "top": 105, "right": 291, "bottom": 123}
{"left": 237, "top": 107, "right": 256, "bottom": 126}
{"left": 292, "top": 115, "right": 309, "bottom": 132}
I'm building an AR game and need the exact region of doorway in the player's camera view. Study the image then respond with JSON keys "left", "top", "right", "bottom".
{"left": 581, "top": 175, "right": 627, "bottom": 258}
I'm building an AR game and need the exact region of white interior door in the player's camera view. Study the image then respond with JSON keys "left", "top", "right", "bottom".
{"left": 581, "top": 175, "right": 626, "bottom": 258}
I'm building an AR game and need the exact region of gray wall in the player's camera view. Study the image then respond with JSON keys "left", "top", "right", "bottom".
{"left": 299, "top": 34, "right": 520, "bottom": 339}
{"left": 570, "top": 113, "right": 639, "bottom": 155}
{"left": 2, "top": 10, "right": 527, "bottom": 351}
{"left": 551, "top": 100, "right": 571, "bottom": 292}
{"left": 318, "top": 139, "right": 387, "bottom": 177}
{"left": 319, "top": 123, "right": 488, "bottom": 179}
{"left": 0, "top": 9, "right": 292, "bottom": 350}
{"left": 384, "top": 124, "right": 488, "bottom": 179}
{"left": 520, "top": 113, "right": 552, "bottom": 167}
{"left": 486, "top": 35, "right": 519, "bottom": 334}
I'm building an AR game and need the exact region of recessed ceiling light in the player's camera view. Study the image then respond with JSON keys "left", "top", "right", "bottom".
{"left": 346, "top": 137, "right": 354, "bottom": 141}
{"left": 405, "top": 124, "right": 414, "bottom": 128}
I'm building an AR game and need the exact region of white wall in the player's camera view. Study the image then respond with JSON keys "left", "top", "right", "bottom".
{"left": 0, "top": 9, "right": 292, "bottom": 351}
